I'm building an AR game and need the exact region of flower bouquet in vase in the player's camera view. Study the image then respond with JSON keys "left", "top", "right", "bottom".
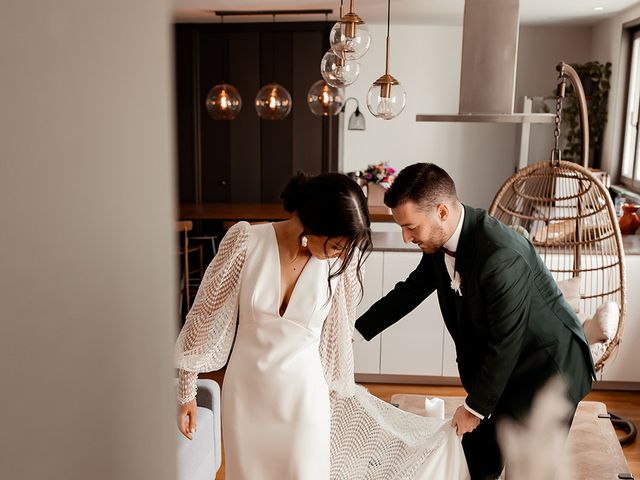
{"left": 363, "top": 162, "right": 396, "bottom": 207}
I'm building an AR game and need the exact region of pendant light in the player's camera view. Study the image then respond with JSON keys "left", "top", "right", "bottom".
{"left": 205, "top": 84, "right": 242, "bottom": 120}
{"left": 255, "top": 84, "right": 292, "bottom": 120}
{"left": 307, "top": 80, "right": 344, "bottom": 116}
{"left": 320, "top": 7, "right": 360, "bottom": 88}
{"left": 255, "top": 14, "right": 292, "bottom": 120}
{"left": 329, "top": 0, "right": 371, "bottom": 61}
{"left": 366, "top": 0, "right": 406, "bottom": 120}
{"left": 205, "top": 14, "right": 242, "bottom": 120}
{"left": 320, "top": 50, "right": 360, "bottom": 87}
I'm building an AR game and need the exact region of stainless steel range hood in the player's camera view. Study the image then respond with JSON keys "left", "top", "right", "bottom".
{"left": 416, "top": 0, "right": 554, "bottom": 124}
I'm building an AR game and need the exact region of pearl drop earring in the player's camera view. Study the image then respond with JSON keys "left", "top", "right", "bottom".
{"left": 301, "top": 236, "right": 308, "bottom": 248}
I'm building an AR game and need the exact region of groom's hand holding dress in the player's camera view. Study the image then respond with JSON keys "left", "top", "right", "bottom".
{"left": 451, "top": 406, "right": 480, "bottom": 436}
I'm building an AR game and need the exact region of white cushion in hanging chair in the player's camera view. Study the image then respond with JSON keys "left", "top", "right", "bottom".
{"left": 556, "top": 277, "right": 582, "bottom": 314}
{"left": 583, "top": 302, "right": 619, "bottom": 345}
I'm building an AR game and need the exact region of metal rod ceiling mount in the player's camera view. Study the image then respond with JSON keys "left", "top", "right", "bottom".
{"left": 213, "top": 9, "right": 333, "bottom": 17}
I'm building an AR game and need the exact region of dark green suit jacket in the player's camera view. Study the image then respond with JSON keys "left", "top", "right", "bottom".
{"left": 355, "top": 205, "right": 595, "bottom": 419}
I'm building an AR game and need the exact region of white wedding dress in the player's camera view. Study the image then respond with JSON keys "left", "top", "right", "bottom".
{"left": 176, "top": 222, "right": 469, "bottom": 480}
{"left": 222, "top": 223, "right": 334, "bottom": 478}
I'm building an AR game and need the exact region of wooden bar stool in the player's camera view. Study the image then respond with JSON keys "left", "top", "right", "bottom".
{"left": 177, "top": 220, "right": 204, "bottom": 311}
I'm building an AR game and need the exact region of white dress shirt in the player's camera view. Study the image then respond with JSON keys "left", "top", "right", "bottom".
{"left": 442, "top": 208, "right": 464, "bottom": 296}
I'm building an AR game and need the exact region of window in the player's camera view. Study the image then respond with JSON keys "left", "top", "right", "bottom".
{"left": 621, "top": 29, "right": 640, "bottom": 192}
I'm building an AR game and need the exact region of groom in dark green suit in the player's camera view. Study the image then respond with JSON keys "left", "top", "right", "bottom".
{"left": 354, "top": 163, "right": 595, "bottom": 479}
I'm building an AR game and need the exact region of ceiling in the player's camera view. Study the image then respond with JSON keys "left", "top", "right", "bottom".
{"left": 173, "top": 0, "right": 640, "bottom": 26}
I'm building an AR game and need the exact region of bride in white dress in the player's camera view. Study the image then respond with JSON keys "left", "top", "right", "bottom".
{"left": 175, "top": 173, "right": 469, "bottom": 479}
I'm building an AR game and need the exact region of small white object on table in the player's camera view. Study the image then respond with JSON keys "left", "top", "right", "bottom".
{"left": 424, "top": 397, "right": 445, "bottom": 419}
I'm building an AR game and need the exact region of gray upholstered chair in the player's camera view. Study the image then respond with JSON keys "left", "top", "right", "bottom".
{"left": 176, "top": 379, "right": 222, "bottom": 480}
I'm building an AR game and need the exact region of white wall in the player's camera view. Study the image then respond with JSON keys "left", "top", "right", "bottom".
{"left": 592, "top": 3, "right": 640, "bottom": 179}
{"left": 517, "top": 26, "right": 594, "bottom": 99}
{"left": 341, "top": 24, "right": 592, "bottom": 209}
{"left": 0, "top": 2, "right": 177, "bottom": 479}
{"left": 517, "top": 26, "right": 595, "bottom": 166}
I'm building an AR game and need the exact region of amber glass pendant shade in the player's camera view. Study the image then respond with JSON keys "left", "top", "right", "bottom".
{"left": 307, "top": 80, "right": 344, "bottom": 116}
{"left": 205, "top": 83, "right": 242, "bottom": 120}
{"left": 255, "top": 83, "right": 292, "bottom": 120}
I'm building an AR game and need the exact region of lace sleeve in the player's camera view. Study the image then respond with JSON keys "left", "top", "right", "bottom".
{"left": 319, "top": 254, "right": 363, "bottom": 397}
{"left": 174, "top": 221, "right": 250, "bottom": 404}
{"left": 342, "top": 252, "right": 363, "bottom": 324}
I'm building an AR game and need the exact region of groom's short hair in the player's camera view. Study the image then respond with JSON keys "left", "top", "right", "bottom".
{"left": 384, "top": 163, "right": 458, "bottom": 210}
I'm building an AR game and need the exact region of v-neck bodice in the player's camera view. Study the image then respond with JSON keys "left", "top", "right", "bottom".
{"left": 237, "top": 222, "right": 335, "bottom": 331}
{"left": 270, "top": 223, "right": 314, "bottom": 319}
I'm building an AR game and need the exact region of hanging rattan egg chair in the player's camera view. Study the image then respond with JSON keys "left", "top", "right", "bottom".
{"left": 489, "top": 62, "right": 626, "bottom": 374}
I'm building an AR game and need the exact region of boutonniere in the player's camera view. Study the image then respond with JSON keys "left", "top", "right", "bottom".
{"left": 450, "top": 271, "right": 463, "bottom": 296}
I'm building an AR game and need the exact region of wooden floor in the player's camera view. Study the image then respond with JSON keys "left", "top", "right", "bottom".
{"left": 204, "top": 371, "right": 640, "bottom": 479}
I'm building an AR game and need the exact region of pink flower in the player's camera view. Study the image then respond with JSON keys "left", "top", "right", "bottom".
{"left": 363, "top": 162, "right": 396, "bottom": 184}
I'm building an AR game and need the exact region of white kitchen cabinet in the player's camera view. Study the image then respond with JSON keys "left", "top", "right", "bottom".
{"left": 353, "top": 252, "right": 383, "bottom": 374}
{"left": 599, "top": 254, "right": 640, "bottom": 383}
{"left": 379, "top": 252, "right": 444, "bottom": 376}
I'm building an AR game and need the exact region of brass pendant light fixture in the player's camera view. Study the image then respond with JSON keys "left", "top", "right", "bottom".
{"left": 307, "top": 80, "right": 344, "bottom": 116}
{"left": 321, "top": 2, "right": 361, "bottom": 88}
{"left": 205, "top": 14, "right": 242, "bottom": 120}
{"left": 205, "top": 84, "right": 242, "bottom": 120}
{"left": 367, "top": 0, "right": 406, "bottom": 120}
{"left": 255, "top": 83, "right": 292, "bottom": 120}
{"left": 329, "top": 0, "right": 371, "bottom": 61}
{"left": 320, "top": 50, "right": 360, "bottom": 88}
{"left": 255, "top": 14, "right": 292, "bottom": 121}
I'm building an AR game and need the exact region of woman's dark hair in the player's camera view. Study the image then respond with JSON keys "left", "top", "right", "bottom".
{"left": 384, "top": 162, "right": 458, "bottom": 210}
{"left": 281, "top": 172, "right": 372, "bottom": 300}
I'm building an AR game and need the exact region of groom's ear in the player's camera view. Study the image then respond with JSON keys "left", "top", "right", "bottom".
{"left": 436, "top": 203, "right": 449, "bottom": 222}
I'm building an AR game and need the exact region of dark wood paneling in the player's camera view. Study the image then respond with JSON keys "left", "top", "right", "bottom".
{"left": 292, "top": 31, "right": 324, "bottom": 176}
{"left": 174, "top": 28, "right": 197, "bottom": 203}
{"left": 229, "top": 32, "right": 261, "bottom": 203}
{"left": 199, "top": 32, "right": 231, "bottom": 203}
{"left": 173, "top": 22, "right": 337, "bottom": 206}
{"left": 260, "top": 31, "right": 294, "bottom": 203}
{"left": 323, "top": 115, "right": 340, "bottom": 172}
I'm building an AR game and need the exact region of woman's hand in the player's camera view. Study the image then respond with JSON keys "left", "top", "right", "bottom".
{"left": 177, "top": 399, "right": 197, "bottom": 440}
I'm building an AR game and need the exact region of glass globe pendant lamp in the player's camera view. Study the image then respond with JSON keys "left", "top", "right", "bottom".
{"left": 329, "top": 0, "right": 371, "bottom": 61}
{"left": 367, "top": 74, "right": 406, "bottom": 120}
{"left": 307, "top": 80, "right": 344, "bottom": 116}
{"left": 203, "top": 15, "right": 242, "bottom": 121}
{"left": 320, "top": 50, "right": 360, "bottom": 87}
{"left": 255, "top": 14, "right": 293, "bottom": 121}
{"left": 205, "top": 83, "right": 242, "bottom": 120}
{"left": 255, "top": 83, "right": 292, "bottom": 120}
{"left": 366, "top": 0, "right": 406, "bottom": 120}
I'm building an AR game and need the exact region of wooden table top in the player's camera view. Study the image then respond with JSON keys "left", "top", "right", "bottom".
{"left": 179, "top": 203, "right": 395, "bottom": 222}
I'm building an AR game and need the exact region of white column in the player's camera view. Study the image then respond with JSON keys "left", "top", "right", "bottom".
{"left": 0, "top": 1, "right": 177, "bottom": 479}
